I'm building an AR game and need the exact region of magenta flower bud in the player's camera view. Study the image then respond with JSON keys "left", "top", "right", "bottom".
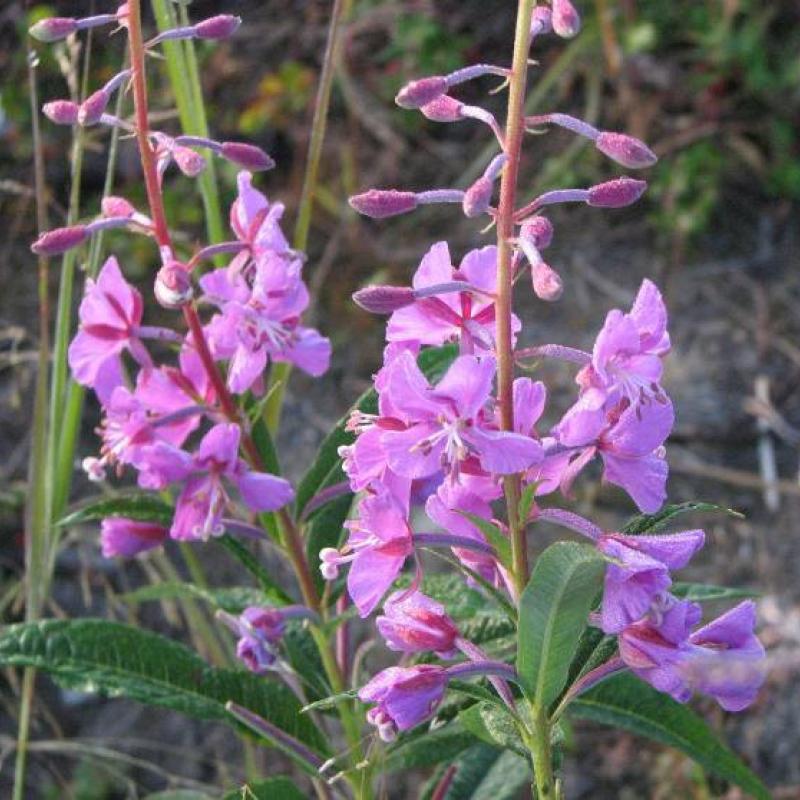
{"left": 552, "top": 0, "right": 581, "bottom": 38}
{"left": 395, "top": 76, "right": 448, "bottom": 109}
{"left": 155, "top": 262, "right": 193, "bottom": 309}
{"left": 462, "top": 176, "right": 493, "bottom": 218}
{"left": 194, "top": 14, "right": 242, "bottom": 40}
{"left": 31, "top": 225, "right": 89, "bottom": 256}
{"left": 102, "top": 196, "right": 136, "bottom": 218}
{"left": 587, "top": 177, "right": 647, "bottom": 208}
{"left": 521, "top": 216, "right": 554, "bottom": 250}
{"left": 531, "top": 7, "right": 553, "bottom": 35}
{"left": 532, "top": 260, "right": 564, "bottom": 301}
{"left": 349, "top": 189, "right": 418, "bottom": 219}
{"left": 376, "top": 591, "right": 459, "bottom": 656}
{"left": 353, "top": 285, "right": 415, "bottom": 314}
{"left": 29, "top": 17, "right": 78, "bottom": 42}
{"left": 220, "top": 141, "right": 275, "bottom": 171}
{"left": 43, "top": 100, "right": 80, "bottom": 125}
{"left": 595, "top": 132, "right": 658, "bottom": 169}
{"left": 78, "top": 88, "right": 110, "bottom": 126}
{"left": 101, "top": 518, "right": 169, "bottom": 558}
{"left": 420, "top": 96, "right": 464, "bottom": 122}
{"left": 172, "top": 146, "right": 206, "bottom": 177}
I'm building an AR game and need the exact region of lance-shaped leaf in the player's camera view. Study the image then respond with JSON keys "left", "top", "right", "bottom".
{"left": 622, "top": 501, "right": 742, "bottom": 535}
{"left": 459, "top": 701, "right": 526, "bottom": 757}
{"left": 0, "top": 619, "right": 328, "bottom": 757}
{"left": 570, "top": 672, "right": 770, "bottom": 800}
{"left": 516, "top": 541, "right": 605, "bottom": 709}
{"left": 222, "top": 777, "right": 306, "bottom": 800}
{"left": 58, "top": 494, "right": 174, "bottom": 527}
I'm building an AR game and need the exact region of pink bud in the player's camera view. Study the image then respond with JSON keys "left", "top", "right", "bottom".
{"left": 349, "top": 189, "right": 418, "bottom": 219}
{"left": 194, "top": 14, "right": 241, "bottom": 40}
{"left": 420, "top": 96, "right": 464, "bottom": 123}
{"left": 521, "top": 216, "right": 554, "bottom": 250}
{"left": 595, "top": 132, "right": 657, "bottom": 169}
{"left": 587, "top": 178, "right": 647, "bottom": 208}
{"left": 31, "top": 225, "right": 89, "bottom": 256}
{"left": 531, "top": 7, "right": 553, "bottom": 34}
{"left": 77, "top": 89, "right": 109, "bottom": 126}
{"left": 102, "top": 196, "right": 136, "bottom": 218}
{"left": 116, "top": 4, "right": 130, "bottom": 25}
{"left": 155, "top": 262, "right": 193, "bottom": 309}
{"left": 552, "top": 0, "right": 581, "bottom": 38}
{"left": 101, "top": 518, "right": 168, "bottom": 558}
{"left": 462, "top": 176, "right": 493, "bottom": 218}
{"left": 532, "top": 261, "right": 564, "bottom": 301}
{"left": 173, "top": 146, "right": 206, "bottom": 177}
{"left": 43, "top": 100, "right": 80, "bottom": 125}
{"left": 220, "top": 141, "right": 275, "bottom": 171}
{"left": 29, "top": 17, "right": 78, "bottom": 43}
{"left": 395, "top": 76, "right": 448, "bottom": 109}
{"left": 353, "top": 285, "right": 415, "bottom": 314}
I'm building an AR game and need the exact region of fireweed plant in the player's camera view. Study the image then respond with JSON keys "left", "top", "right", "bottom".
{"left": 7, "top": 2, "right": 771, "bottom": 799}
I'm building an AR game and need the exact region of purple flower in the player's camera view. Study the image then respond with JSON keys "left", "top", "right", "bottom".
{"left": 321, "top": 489, "right": 414, "bottom": 617}
{"left": 597, "top": 529, "right": 705, "bottom": 633}
{"left": 620, "top": 599, "right": 766, "bottom": 711}
{"left": 376, "top": 591, "right": 459, "bottom": 656}
{"left": 232, "top": 607, "right": 286, "bottom": 673}
{"left": 100, "top": 518, "right": 168, "bottom": 558}
{"left": 378, "top": 351, "right": 542, "bottom": 480}
{"left": 359, "top": 664, "right": 449, "bottom": 740}
{"left": 386, "top": 242, "right": 520, "bottom": 354}
{"left": 68, "top": 257, "right": 151, "bottom": 392}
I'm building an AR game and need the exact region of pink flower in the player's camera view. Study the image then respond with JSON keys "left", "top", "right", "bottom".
{"left": 376, "top": 591, "right": 459, "bottom": 656}
{"left": 100, "top": 518, "right": 168, "bottom": 558}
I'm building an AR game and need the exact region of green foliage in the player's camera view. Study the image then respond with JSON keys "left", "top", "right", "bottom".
{"left": 222, "top": 777, "right": 306, "bottom": 800}
{"left": 459, "top": 702, "right": 526, "bottom": 757}
{"left": 216, "top": 535, "right": 292, "bottom": 602}
{"left": 622, "top": 501, "right": 741, "bottom": 535}
{"left": 570, "top": 672, "right": 770, "bottom": 800}
{"left": 385, "top": 721, "right": 478, "bottom": 772}
{"left": 57, "top": 494, "right": 174, "bottom": 527}
{"left": 120, "top": 581, "right": 287, "bottom": 613}
{"left": 517, "top": 542, "right": 605, "bottom": 708}
{"left": 0, "top": 619, "right": 328, "bottom": 758}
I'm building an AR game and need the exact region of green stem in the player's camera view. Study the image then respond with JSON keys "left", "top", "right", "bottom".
{"left": 496, "top": 0, "right": 537, "bottom": 599}
{"left": 527, "top": 706, "right": 557, "bottom": 800}
{"left": 265, "top": 0, "right": 351, "bottom": 434}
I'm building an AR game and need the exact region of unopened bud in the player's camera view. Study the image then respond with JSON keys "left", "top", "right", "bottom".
{"left": 31, "top": 225, "right": 89, "bottom": 256}
{"left": 420, "top": 96, "right": 464, "bottom": 123}
{"left": 395, "top": 76, "right": 448, "bottom": 109}
{"left": 552, "top": 0, "right": 581, "bottom": 38}
{"left": 587, "top": 177, "right": 647, "bottom": 208}
{"left": 531, "top": 7, "right": 553, "bottom": 35}
{"left": 532, "top": 261, "right": 564, "bottom": 301}
{"left": 102, "top": 196, "right": 136, "bottom": 218}
{"left": 220, "top": 141, "right": 275, "bottom": 171}
{"left": 155, "top": 262, "right": 193, "bottom": 309}
{"left": 173, "top": 146, "right": 206, "bottom": 177}
{"left": 194, "top": 14, "right": 241, "bottom": 40}
{"left": 349, "top": 189, "right": 418, "bottom": 219}
{"left": 521, "top": 216, "right": 554, "bottom": 250}
{"left": 353, "top": 285, "right": 415, "bottom": 314}
{"left": 78, "top": 89, "right": 109, "bottom": 126}
{"left": 43, "top": 100, "right": 79, "bottom": 125}
{"left": 29, "top": 17, "right": 78, "bottom": 42}
{"left": 595, "top": 132, "right": 657, "bottom": 169}
{"left": 462, "top": 176, "right": 493, "bottom": 218}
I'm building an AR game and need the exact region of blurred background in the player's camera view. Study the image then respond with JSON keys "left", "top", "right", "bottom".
{"left": 1, "top": 0, "right": 799, "bottom": 797}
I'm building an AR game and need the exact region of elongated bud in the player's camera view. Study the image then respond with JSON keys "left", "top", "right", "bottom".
{"left": 552, "top": 0, "right": 581, "bottom": 38}
{"left": 155, "top": 262, "right": 193, "bottom": 309}
{"left": 43, "top": 100, "right": 79, "bottom": 125}
{"left": 31, "top": 225, "right": 89, "bottom": 256}
{"left": 29, "top": 17, "right": 78, "bottom": 42}
{"left": 194, "top": 14, "right": 241, "bottom": 40}
{"left": 595, "top": 132, "right": 657, "bottom": 169}
{"left": 353, "top": 285, "right": 415, "bottom": 314}
{"left": 102, "top": 196, "right": 136, "bottom": 218}
{"left": 421, "top": 95, "right": 464, "bottom": 122}
{"left": 396, "top": 76, "right": 448, "bottom": 109}
{"left": 531, "top": 7, "right": 553, "bottom": 36}
{"left": 462, "top": 176, "right": 493, "bottom": 218}
{"left": 350, "top": 189, "right": 418, "bottom": 219}
{"left": 173, "top": 146, "right": 206, "bottom": 177}
{"left": 587, "top": 177, "right": 647, "bottom": 208}
{"left": 78, "top": 88, "right": 110, "bottom": 126}
{"left": 220, "top": 141, "right": 275, "bottom": 171}
{"left": 521, "top": 216, "right": 554, "bottom": 250}
{"left": 532, "top": 261, "right": 564, "bottom": 301}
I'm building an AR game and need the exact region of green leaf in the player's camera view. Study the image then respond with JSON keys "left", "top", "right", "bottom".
{"left": 448, "top": 679, "right": 508, "bottom": 707}
{"left": 305, "top": 492, "right": 354, "bottom": 597}
{"left": 121, "top": 582, "right": 288, "bottom": 613}
{"left": 518, "top": 481, "right": 540, "bottom": 527}
{"left": 222, "top": 777, "right": 306, "bottom": 800}
{"left": 57, "top": 494, "right": 174, "bottom": 527}
{"left": 570, "top": 673, "right": 770, "bottom": 800}
{"left": 672, "top": 582, "right": 758, "bottom": 603}
{"left": 144, "top": 792, "right": 213, "bottom": 800}
{"left": 517, "top": 542, "right": 605, "bottom": 708}
{"left": 301, "top": 689, "right": 359, "bottom": 713}
{"left": 0, "top": 619, "right": 327, "bottom": 758}
{"left": 216, "top": 535, "right": 293, "bottom": 603}
{"left": 385, "top": 720, "right": 477, "bottom": 772}
{"left": 622, "top": 501, "right": 742, "bottom": 535}
{"left": 459, "top": 701, "right": 526, "bottom": 757}
{"left": 458, "top": 512, "right": 512, "bottom": 567}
